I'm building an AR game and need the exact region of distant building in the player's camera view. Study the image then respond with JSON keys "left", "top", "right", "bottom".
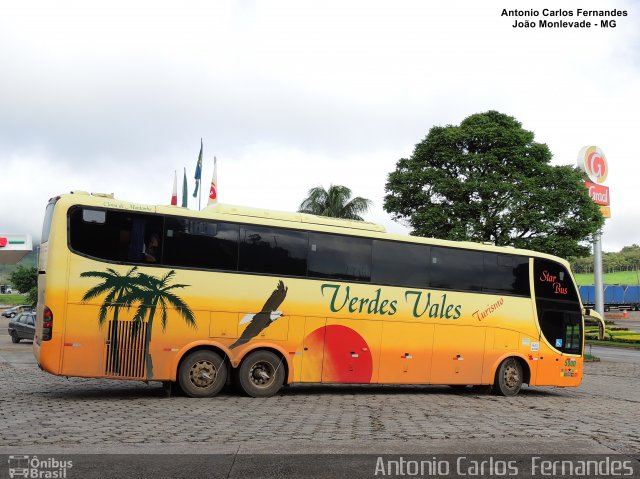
{"left": 0, "top": 234, "right": 32, "bottom": 265}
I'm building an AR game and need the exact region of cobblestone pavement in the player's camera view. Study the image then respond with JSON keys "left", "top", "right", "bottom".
{"left": 1, "top": 342, "right": 639, "bottom": 455}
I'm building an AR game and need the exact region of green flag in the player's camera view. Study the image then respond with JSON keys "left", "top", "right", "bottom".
{"left": 193, "top": 138, "right": 203, "bottom": 197}
{"left": 182, "top": 167, "right": 188, "bottom": 208}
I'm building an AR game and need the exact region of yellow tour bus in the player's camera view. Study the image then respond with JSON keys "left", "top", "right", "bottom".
{"left": 34, "top": 192, "right": 603, "bottom": 398}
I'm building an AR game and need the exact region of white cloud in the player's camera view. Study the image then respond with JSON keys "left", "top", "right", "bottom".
{"left": 0, "top": 0, "right": 638, "bottom": 252}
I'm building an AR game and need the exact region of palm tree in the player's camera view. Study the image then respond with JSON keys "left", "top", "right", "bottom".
{"left": 81, "top": 267, "right": 141, "bottom": 373}
{"left": 132, "top": 270, "right": 196, "bottom": 380}
{"left": 298, "top": 184, "right": 372, "bottom": 220}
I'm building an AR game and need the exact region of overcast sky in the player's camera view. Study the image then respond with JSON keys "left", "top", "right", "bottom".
{"left": 1, "top": 0, "right": 638, "bottom": 253}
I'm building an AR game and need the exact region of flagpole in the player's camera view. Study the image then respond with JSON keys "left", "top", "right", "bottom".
{"left": 193, "top": 138, "right": 204, "bottom": 211}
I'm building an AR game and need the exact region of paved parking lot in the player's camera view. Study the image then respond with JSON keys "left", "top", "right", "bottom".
{"left": 1, "top": 319, "right": 639, "bottom": 457}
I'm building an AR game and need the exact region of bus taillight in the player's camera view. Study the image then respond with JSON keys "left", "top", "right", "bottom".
{"left": 43, "top": 306, "right": 53, "bottom": 341}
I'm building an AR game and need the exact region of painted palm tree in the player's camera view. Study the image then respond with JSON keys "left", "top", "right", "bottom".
{"left": 132, "top": 270, "right": 196, "bottom": 380}
{"left": 298, "top": 184, "right": 372, "bottom": 220}
{"left": 80, "top": 267, "right": 142, "bottom": 373}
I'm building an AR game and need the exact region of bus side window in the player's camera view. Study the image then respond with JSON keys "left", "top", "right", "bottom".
{"left": 371, "top": 240, "right": 429, "bottom": 287}
{"left": 429, "top": 247, "right": 483, "bottom": 292}
{"left": 483, "top": 253, "right": 530, "bottom": 296}
{"left": 69, "top": 207, "right": 165, "bottom": 265}
{"left": 163, "top": 218, "right": 239, "bottom": 271}
{"left": 308, "top": 233, "right": 372, "bottom": 282}
{"left": 239, "top": 226, "right": 307, "bottom": 277}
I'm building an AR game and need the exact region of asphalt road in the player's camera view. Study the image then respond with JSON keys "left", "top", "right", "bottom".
{"left": 613, "top": 318, "right": 640, "bottom": 333}
{"left": 588, "top": 345, "right": 640, "bottom": 363}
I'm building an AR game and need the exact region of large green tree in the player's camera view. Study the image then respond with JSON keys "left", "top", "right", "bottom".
{"left": 9, "top": 265, "right": 37, "bottom": 305}
{"left": 384, "top": 111, "right": 603, "bottom": 257}
{"left": 298, "top": 185, "right": 372, "bottom": 220}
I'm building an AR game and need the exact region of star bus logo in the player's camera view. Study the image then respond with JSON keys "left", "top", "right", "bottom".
{"left": 578, "top": 146, "right": 608, "bottom": 184}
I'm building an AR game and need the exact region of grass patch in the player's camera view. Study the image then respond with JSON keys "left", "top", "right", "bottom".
{"left": 0, "top": 294, "right": 29, "bottom": 306}
{"left": 584, "top": 353, "right": 600, "bottom": 362}
{"left": 574, "top": 271, "right": 640, "bottom": 286}
{"left": 585, "top": 326, "right": 640, "bottom": 341}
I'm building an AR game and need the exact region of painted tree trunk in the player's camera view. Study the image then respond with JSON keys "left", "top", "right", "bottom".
{"left": 144, "top": 298, "right": 159, "bottom": 380}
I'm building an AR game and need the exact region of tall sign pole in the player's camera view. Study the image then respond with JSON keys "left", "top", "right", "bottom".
{"left": 577, "top": 146, "right": 610, "bottom": 332}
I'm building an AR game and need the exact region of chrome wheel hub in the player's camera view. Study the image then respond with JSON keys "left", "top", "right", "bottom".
{"left": 189, "top": 360, "right": 217, "bottom": 389}
{"left": 503, "top": 364, "right": 520, "bottom": 389}
{"left": 249, "top": 361, "right": 274, "bottom": 387}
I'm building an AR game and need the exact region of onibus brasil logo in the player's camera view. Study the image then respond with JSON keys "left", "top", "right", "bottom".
{"left": 7, "top": 455, "right": 73, "bottom": 478}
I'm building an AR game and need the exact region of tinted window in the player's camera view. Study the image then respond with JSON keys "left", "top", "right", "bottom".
{"left": 41, "top": 200, "right": 57, "bottom": 243}
{"left": 308, "top": 233, "right": 371, "bottom": 282}
{"left": 534, "top": 258, "right": 579, "bottom": 302}
{"left": 239, "top": 226, "right": 307, "bottom": 276}
{"left": 372, "top": 240, "right": 429, "bottom": 287}
{"left": 534, "top": 259, "right": 582, "bottom": 354}
{"left": 429, "top": 247, "right": 483, "bottom": 292}
{"left": 538, "top": 308, "right": 582, "bottom": 354}
{"left": 164, "top": 218, "right": 239, "bottom": 271}
{"left": 69, "top": 207, "right": 164, "bottom": 264}
{"left": 483, "top": 253, "right": 530, "bottom": 296}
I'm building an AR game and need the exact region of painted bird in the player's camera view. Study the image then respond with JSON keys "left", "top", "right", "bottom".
{"left": 230, "top": 280, "right": 288, "bottom": 349}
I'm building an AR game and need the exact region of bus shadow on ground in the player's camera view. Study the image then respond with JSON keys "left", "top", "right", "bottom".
{"left": 39, "top": 380, "right": 167, "bottom": 400}
{"left": 36, "top": 381, "right": 568, "bottom": 400}
{"left": 277, "top": 384, "right": 567, "bottom": 397}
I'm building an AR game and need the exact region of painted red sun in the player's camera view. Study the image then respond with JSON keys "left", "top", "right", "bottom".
{"left": 304, "top": 325, "right": 372, "bottom": 383}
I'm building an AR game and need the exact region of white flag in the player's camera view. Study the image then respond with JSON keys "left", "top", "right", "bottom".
{"left": 171, "top": 170, "right": 177, "bottom": 206}
{"left": 208, "top": 156, "right": 218, "bottom": 205}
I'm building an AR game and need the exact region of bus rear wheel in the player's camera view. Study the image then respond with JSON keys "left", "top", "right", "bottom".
{"left": 178, "top": 350, "right": 227, "bottom": 398}
{"left": 494, "top": 357, "right": 523, "bottom": 396}
{"left": 238, "top": 350, "right": 285, "bottom": 398}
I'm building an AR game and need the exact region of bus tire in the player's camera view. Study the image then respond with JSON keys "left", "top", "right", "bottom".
{"left": 493, "top": 357, "right": 523, "bottom": 397}
{"left": 178, "top": 350, "right": 227, "bottom": 398}
{"left": 238, "top": 350, "right": 285, "bottom": 398}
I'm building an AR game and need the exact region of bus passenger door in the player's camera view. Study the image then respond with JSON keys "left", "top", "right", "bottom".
{"left": 321, "top": 319, "right": 382, "bottom": 384}
{"left": 298, "top": 317, "right": 327, "bottom": 383}
{"left": 430, "top": 324, "right": 486, "bottom": 385}
{"left": 378, "top": 322, "right": 434, "bottom": 384}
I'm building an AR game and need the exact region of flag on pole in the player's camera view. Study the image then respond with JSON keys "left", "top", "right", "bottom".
{"left": 171, "top": 170, "right": 178, "bottom": 205}
{"left": 193, "top": 138, "right": 203, "bottom": 197}
{"left": 182, "top": 167, "right": 188, "bottom": 208}
{"left": 208, "top": 156, "right": 218, "bottom": 205}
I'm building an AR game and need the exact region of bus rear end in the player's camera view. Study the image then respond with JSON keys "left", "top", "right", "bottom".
{"left": 33, "top": 196, "right": 65, "bottom": 375}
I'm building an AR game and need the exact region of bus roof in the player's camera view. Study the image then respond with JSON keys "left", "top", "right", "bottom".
{"left": 57, "top": 191, "right": 572, "bottom": 267}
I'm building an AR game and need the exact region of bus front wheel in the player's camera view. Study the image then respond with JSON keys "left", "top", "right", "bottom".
{"left": 178, "top": 350, "right": 227, "bottom": 398}
{"left": 238, "top": 350, "right": 285, "bottom": 398}
{"left": 494, "top": 357, "right": 523, "bottom": 397}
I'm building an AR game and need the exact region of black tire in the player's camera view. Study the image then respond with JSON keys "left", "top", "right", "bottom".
{"left": 178, "top": 350, "right": 227, "bottom": 398}
{"left": 237, "top": 350, "right": 285, "bottom": 398}
{"left": 493, "top": 357, "right": 523, "bottom": 397}
{"left": 9, "top": 312, "right": 16, "bottom": 318}
{"left": 10, "top": 331, "right": 20, "bottom": 343}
